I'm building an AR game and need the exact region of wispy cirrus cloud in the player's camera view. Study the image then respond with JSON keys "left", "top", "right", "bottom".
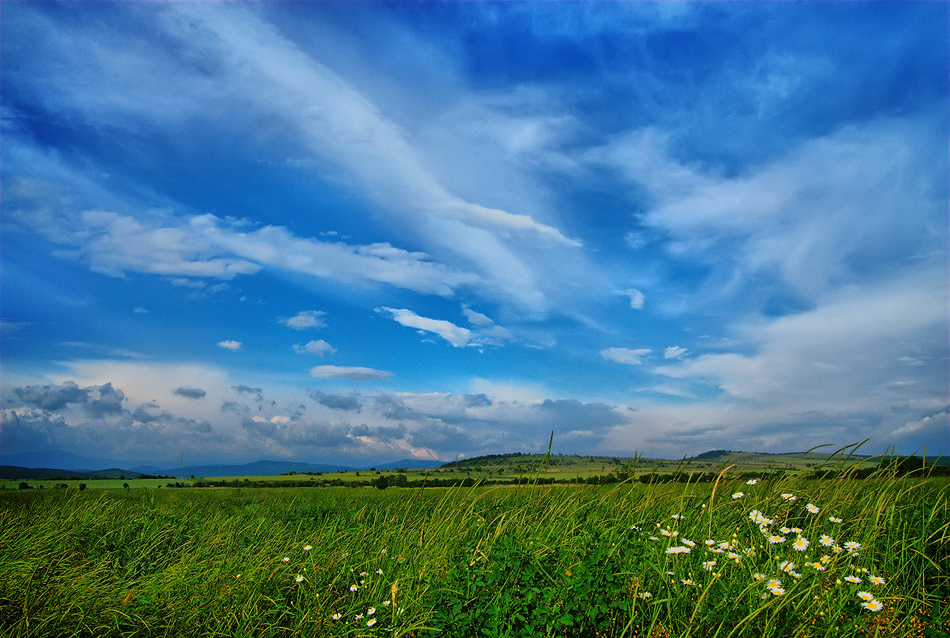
{"left": 593, "top": 116, "right": 948, "bottom": 310}
{"left": 160, "top": 2, "right": 577, "bottom": 246}
{"left": 3, "top": 2, "right": 589, "bottom": 315}
{"left": 5, "top": 180, "right": 479, "bottom": 297}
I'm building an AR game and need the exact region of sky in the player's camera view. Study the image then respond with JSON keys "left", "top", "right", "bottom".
{"left": 2, "top": 1, "right": 948, "bottom": 469}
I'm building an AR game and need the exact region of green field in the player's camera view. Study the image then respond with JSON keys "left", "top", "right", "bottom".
{"left": 3, "top": 448, "right": 911, "bottom": 492}
{"left": 2, "top": 468, "right": 948, "bottom": 637}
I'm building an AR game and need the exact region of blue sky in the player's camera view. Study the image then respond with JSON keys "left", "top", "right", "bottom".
{"left": 2, "top": 1, "right": 948, "bottom": 468}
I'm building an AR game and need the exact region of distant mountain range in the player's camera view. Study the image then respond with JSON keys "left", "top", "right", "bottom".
{"left": 0, "top": 448, "right": 442, "bottom": 480}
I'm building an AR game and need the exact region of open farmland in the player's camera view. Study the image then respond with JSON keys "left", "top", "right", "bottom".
{"left": 2, "top": 448, "right": 913, "bottom": 491}
{"left": 1, "top": 465, "right": 948, "bottom": 638}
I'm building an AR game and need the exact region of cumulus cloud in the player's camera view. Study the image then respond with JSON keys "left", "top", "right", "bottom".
{"left": 173, "top": 386, "right": 206, "bottom": 400}
{"left": 601, "top": 347, "right": 651, "bottom": 366}
{"left": 282, "top": 310, "right": 326, "bottom": 330}
{"left": 310, "top": 365, "right": 393, "bottom": 381}
{"left": 231, "top": 385, "right": 262, "bottom": 396}
{"left": 664, "top": 346, "right": 687, "bottom": 359}
{"left": 378, "top": 307, "right": 471, "bottom": 348}
{"left": 217, "top": 340, "right": 242, "bottom": 350}
{"left": 293, "top": 340, "right": 336, "bottom": 356}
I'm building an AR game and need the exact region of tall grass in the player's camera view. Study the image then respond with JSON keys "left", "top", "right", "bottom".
{"left": 1, "top": 472, "right": 946, "bottom": 637}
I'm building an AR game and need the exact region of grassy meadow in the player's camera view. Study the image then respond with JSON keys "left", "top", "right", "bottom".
{"left": 1, "top": 467, "right": 947, "bottom": 637}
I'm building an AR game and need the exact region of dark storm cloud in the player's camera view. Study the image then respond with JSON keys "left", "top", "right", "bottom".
{"left": 409, "top": 423, "right": 475, "bottom": 451}
{"left": 373, "top": 394, "right": 422, "bottom": 421}
{"left": 15, "top": 381, "right": 89, "bottom": 411}
{"left": 0, "top": 408, "right": 68, "bottom": 453}
{"left": 174, "top": 386, "right": 207, "bottom": 400}
{"left": 221, "top": 400, "right": 249, "bottom": 415}
{"left": 85, "top": 383, "right": 126, "bottom": 418}
{"left": 290, "top": 421, "right": 355, "bottom": 449}
{"left": 232, "top": 385, "right": 263, "bottom": 396}
{"left": 538, "top": 399, "right": 626, "bottom": 432}
{"left": 464, "top": 393, "right": 493, "bottom": 408}
{"left": 351, "top": 422, "right": 406, "bottom": 442}
{"left": 15, "top": 381, "right": 127, "bottom": 418}
{"left": 131, "top": 407, "right": 159, "bottom": 423}
{"left": 310, "top": 390, "right": 362, "bottom": 412}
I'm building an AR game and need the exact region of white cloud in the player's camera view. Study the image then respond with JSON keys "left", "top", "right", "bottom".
{"left": 80, "top": 210, "right": 263, "bottom": 280}
{"left": 460, "top": 304, "right": 513, "bottom": 345}
{"left": 282, "top": 310, "right": 326, "bottom": 330}
{"left": 378, "top": 307, "right": 471, "bottom": 348}
{"left": 664, "top": 346, "right": 687, "bottom": 359}
{"left": 601, "top": 347, "right": 651, "bottom": 366}
{"left": 462, "top": 305, "right": 494, "bottom": 326}
{"left": 217, "top": 340, "right": 242, "bottom": 351}
{"left": 169, "top": 278, "right": 209, "bottom": 288}
{"left": 310, "top": 365, "right": 393, "bottom": 381}
{"left": 889, "top": 411, "right": 949, "bottom": 442}
{"left": 620, "top": 288, "right": 645, "bottom": 310}
{"left": 293, "top": 340, "right": 336, "bottom": 356}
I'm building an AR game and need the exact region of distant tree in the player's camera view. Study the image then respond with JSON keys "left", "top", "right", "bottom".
{"left": 123, "top": 483, "right": 130, "bottom": 489}
{"left": 373, "top": 475, "right": 390, "bottom": 490}
{"left": 78, "top": 483, "right": 87, "bottom": 491}
{"left": 18, "top": 482, "right": 31, "bottom": 490}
